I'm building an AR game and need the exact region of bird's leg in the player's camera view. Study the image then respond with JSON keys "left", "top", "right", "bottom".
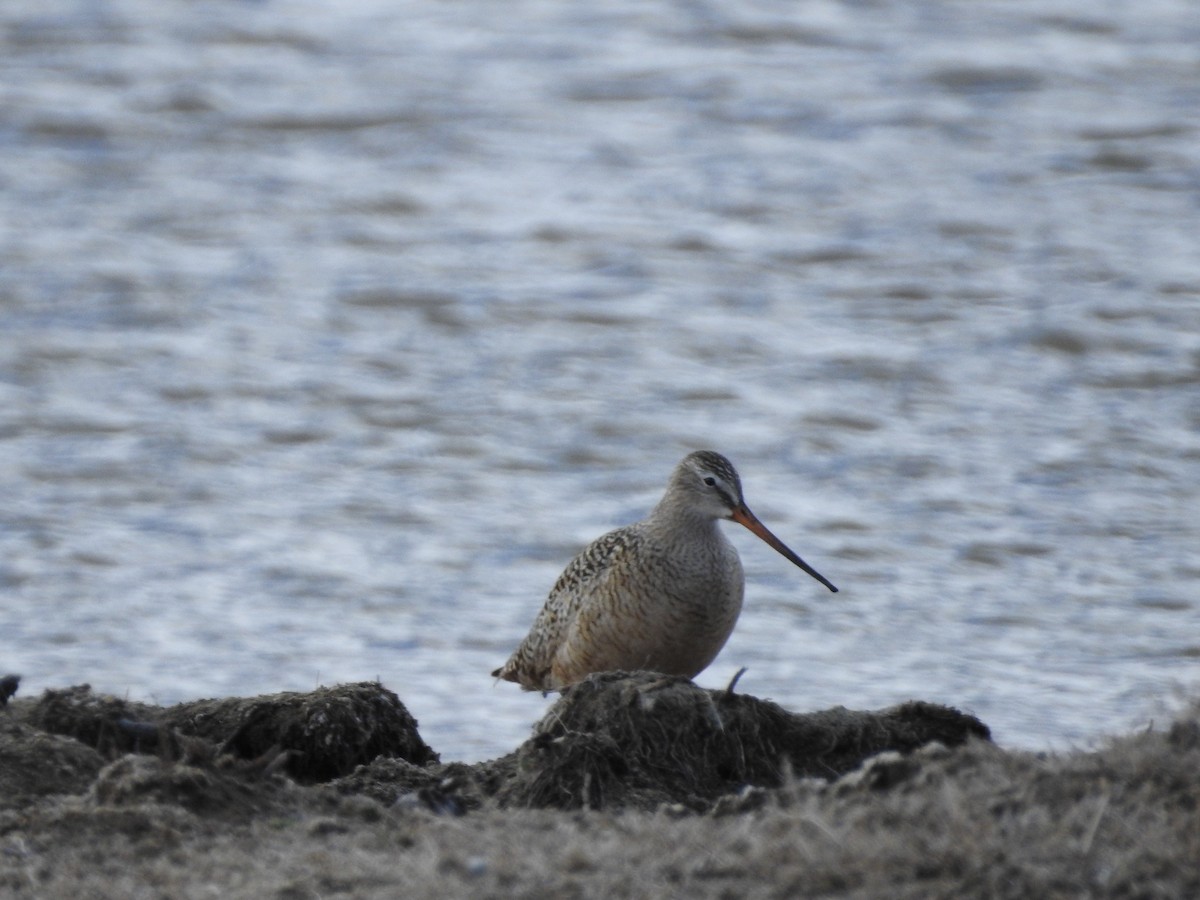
{"left": 722, "top": 666, "right": 749, "bottom": 698}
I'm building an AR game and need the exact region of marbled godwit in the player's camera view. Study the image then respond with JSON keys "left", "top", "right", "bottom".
{"left": 492, "top": 450, "right": 837, "bottom": 692}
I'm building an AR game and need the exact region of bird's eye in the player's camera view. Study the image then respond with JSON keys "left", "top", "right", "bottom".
{"left": 703, "top": 476, "right": 716, "bottom": 486}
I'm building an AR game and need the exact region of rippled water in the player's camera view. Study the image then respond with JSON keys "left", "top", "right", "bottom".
{"left": 2, "top": 0, "right": 1198, "bottom": 761}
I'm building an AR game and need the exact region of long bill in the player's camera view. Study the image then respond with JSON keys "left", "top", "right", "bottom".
{"left": 730, "top": 504, "right": 839, "bottom": 593}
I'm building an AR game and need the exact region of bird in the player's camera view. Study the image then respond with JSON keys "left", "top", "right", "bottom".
{"left": 492, "top": 450, "right": 837, "bottom": 692}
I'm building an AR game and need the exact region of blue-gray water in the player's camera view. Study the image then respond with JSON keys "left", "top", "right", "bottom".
{"left": 2, "top": 0, "right": 1197, "bottom": 762}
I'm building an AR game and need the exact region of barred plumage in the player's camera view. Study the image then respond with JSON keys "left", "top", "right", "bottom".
{"left": 491, "top": 451, "right": 838, "bottom": 692}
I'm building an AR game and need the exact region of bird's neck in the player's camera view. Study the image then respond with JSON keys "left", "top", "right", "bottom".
{"left": 645, "top": 498, "right": 725, "bottom": 547}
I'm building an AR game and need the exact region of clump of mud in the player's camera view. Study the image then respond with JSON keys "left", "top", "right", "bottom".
{"left": 490, "top": 671, "right": 990, "bottom": 811}
{"left": 0, "top": 716, "right": 105, "bottom": 808}
{"left": 25, "top": 684, "right": 162, "bottom": 755}
{"left": 173, "top": 681, "right": 439, "bottom": 782}
{"left": 24, "top": 681, "right": 436, "bottom": 785}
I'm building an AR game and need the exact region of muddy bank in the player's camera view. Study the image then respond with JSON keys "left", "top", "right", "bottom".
{"left": 1, "top": 674, "right": 1196, "bottom": 898}
{"left": 4, "top": 672, "right": 987, "bottom": 814}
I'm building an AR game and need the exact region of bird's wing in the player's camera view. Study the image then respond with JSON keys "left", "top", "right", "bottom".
{"left": 493, "top": 524, "right": 637, "bottom": 690}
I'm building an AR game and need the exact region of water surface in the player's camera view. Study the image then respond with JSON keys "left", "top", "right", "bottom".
{"left": 1, "top": 0, "right": 1198, "bottom": 760}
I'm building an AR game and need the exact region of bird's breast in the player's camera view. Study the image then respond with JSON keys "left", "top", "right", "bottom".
{"left": 622, "top": 535, "right": 744, "bottom": 639}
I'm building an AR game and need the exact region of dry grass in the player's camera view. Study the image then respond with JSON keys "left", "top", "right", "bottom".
{"left": 1, "top": 682, "right": 1196, "bottom": 898}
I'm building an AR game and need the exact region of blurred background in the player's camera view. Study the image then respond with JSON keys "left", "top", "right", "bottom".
{"left": 1, "top": 0, "right": 1197, "bottom": 762}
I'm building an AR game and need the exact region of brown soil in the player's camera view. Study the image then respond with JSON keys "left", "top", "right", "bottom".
{"left": 1, "top": 672, "right": 1196, "bottom": 898}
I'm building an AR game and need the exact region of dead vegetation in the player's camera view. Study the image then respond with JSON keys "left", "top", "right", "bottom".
{"left": 9, "top": 672, "right": 986, "bottom": 814}
{"left": 0, "top": 674, "right": 1196, "bottom": 899}
{"left": 490, "top": 671, "right": 989, "bottom": 811}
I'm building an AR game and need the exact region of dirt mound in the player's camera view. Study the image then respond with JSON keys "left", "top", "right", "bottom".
{"left": 0, "top": 716, "right": 105, "bottom": 810}
{"left": 167, "top": 681, "right": 438, "bottom": 782}
{"left": 492, "top": 671, "right": 990, "bottom": 811}
{"left": 24, "top": 684, "right": 163, "bottom": 755}
{"left": 23, "top": 681, "right": 436, "bottom": 784}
